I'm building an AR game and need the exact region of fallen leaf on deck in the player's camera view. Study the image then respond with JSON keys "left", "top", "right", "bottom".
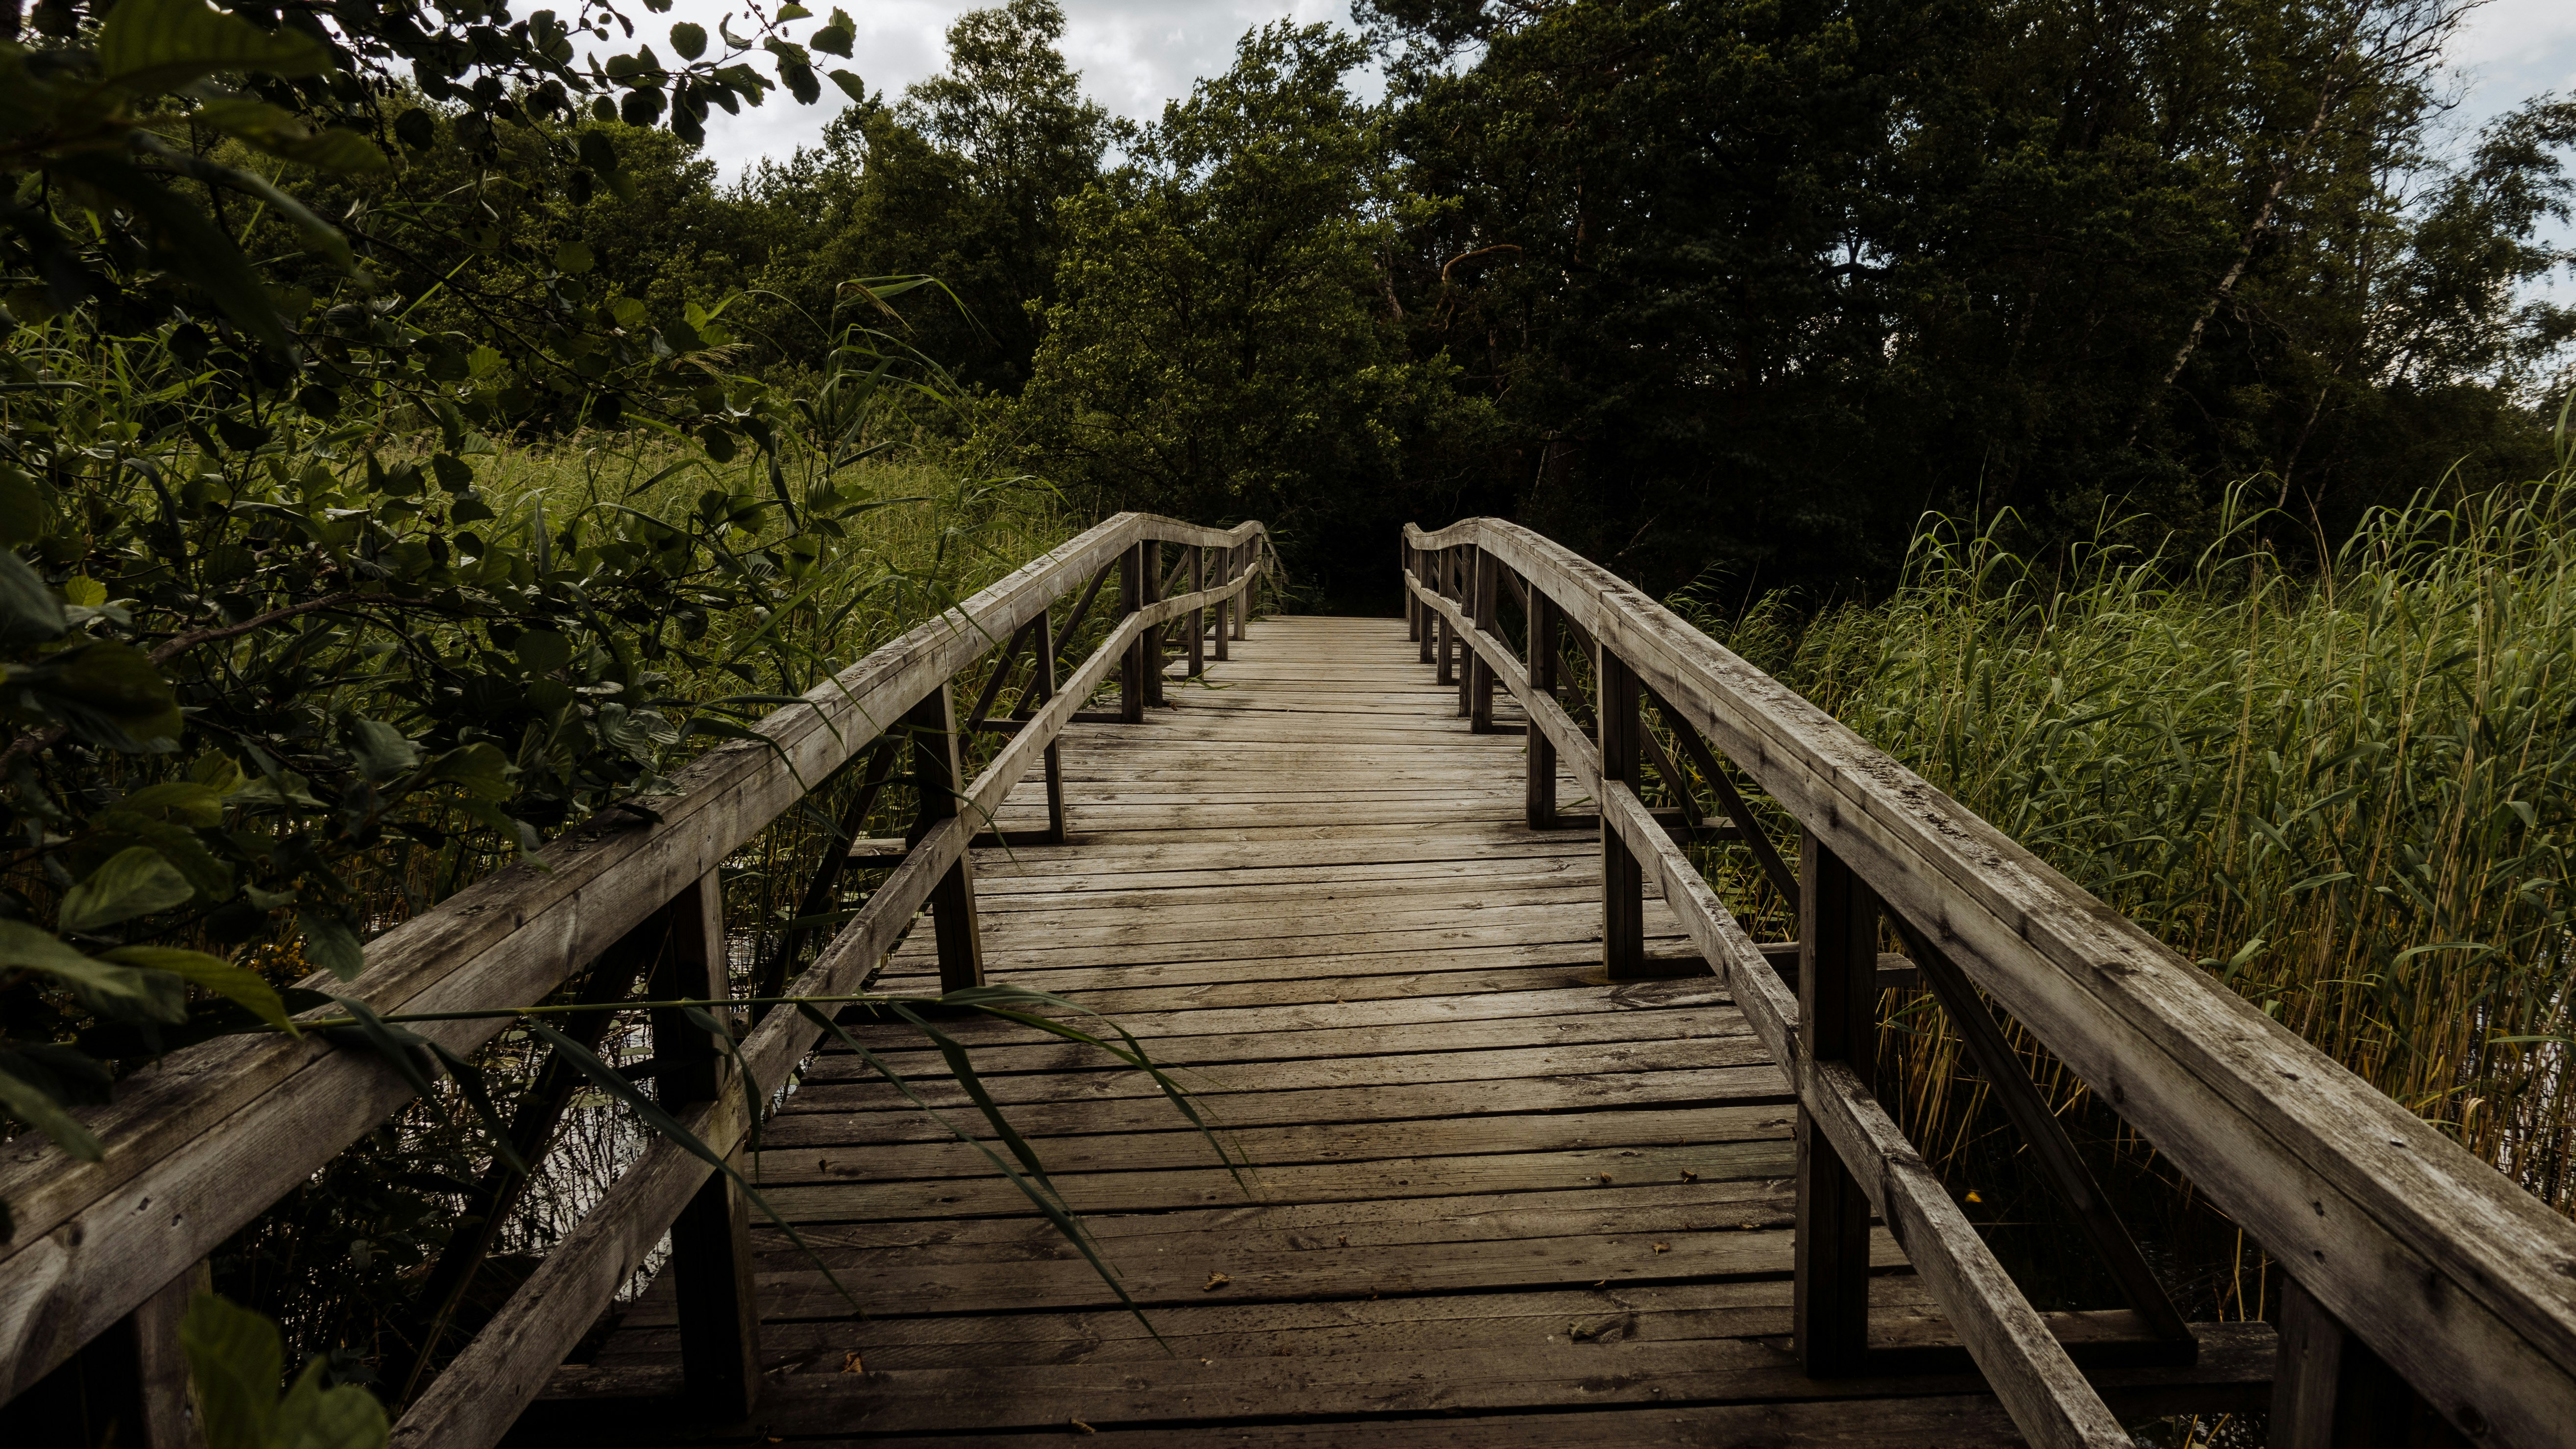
{"left": 1204, "top": 1272, "right": 1233, "bottom": 1290}
{"left": 841, "top": 1350, "right": 864, "bottom": 1374}
{"left": 1680, "top": 1169, "right": 1698, "bottom": 1182}
{"left": 1651, "top": 1242, "right": 1669, "bottom": 1254}
{"left": 1071, "top": 1418, "right": 1097, "bottom": 1434}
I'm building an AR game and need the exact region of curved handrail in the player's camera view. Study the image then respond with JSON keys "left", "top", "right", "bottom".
{"left": 1405, "top": 517, "right": 2576, "bottom": 1448}
{"left": 0, "top": 512, "right": 1272, "bottom": 1409}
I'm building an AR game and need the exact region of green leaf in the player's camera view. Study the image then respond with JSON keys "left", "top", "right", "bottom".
{"left": 515, "top": 628, "right": 573, "bottom": 673}
{"left": 0, "top": 549, "right": 67, "bottom": 644}
{"left": 431, "top": 454, "right": 474, "bottom": 492}
{"left": 345, "top": 718, "right": 421, "bottom": 782}
{"left": 0, "top": 919, "right": 187, "bottom": 1022}
{"left": 182, "top": 1291, "right": 285, "bottom": 1449}
{"left": 60, "top": 846, "right": 195, "bottom": 933}
{"left": 554, "top": 240, "right": 595, "bottom": 274}
{"left": 299, "top": 907, "right": 365, "bottom": 980}
{"left": 426, "top": 742, "right": 514, "bottom": 799}
{"left": 0, "top": 1062, "right": 103, "bottom": 1161}
{"left": 775, "top": 2, "right": 813, "bottom": 17}
{"left": 393, "top": 108, "right": 436, "bottom": 150}
{"left": 97, "top": 0, "right": 332, "bottom": 96}
{"left": 193, "top": 100, "right": 390, "bottom": 174}
{"left": 829, "top": 69, "right": 867, "bottom": 103}
{"left": 0, "top": 465, "right": 48, "bottom": 546}
{"left": 669, "top": 20, "right": 708, "bottom": 58}
{"left": 106, "top": 945, "right": 296, "bottom": 1035}
{"left": 37, "top": 638, "right": 184, "bottom": 748}
{"left": 120, "top": 781, "right": 230, "bottom": 826}
{"left": 811, "top": 23, "right": 852, "bottom": 58}
{"left": 271, "top": 1355, "right": 388, "bottom": 1449}
{"left": 45, "top": 152, "right": 291, "bottom": 351}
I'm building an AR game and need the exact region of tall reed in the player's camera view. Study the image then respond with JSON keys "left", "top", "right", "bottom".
{"left": 1711, "top": 480, "right": 2576, "bottom": 1215}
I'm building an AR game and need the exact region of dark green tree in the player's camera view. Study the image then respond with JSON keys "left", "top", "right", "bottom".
{"left": 1011, "top": 22, "right": 1489, "bottom": 597}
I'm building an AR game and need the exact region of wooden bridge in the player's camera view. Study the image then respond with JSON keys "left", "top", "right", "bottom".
{"left": 4, "top": 514, "right": 2574, "bottom": 1448}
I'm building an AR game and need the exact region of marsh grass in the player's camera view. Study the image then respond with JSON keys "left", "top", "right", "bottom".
{"left": 1692, "top": 476, "right": 2576, "bottom": 1306}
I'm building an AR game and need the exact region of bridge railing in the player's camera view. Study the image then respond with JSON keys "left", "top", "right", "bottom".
{"left": 0, "top": 511, "right": 1272, "bottom": 1447}
{"left": 1403, "top": 518, "right": 2576, "bottom": 1449}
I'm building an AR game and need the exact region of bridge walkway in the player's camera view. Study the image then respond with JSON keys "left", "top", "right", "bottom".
{"left": 535, "top": 615, "right": 2266, "bottom": 1445}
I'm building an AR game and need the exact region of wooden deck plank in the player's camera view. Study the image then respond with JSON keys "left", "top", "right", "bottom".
{"left": 538, "top": 614, "right": 2263, "bottom": 1446}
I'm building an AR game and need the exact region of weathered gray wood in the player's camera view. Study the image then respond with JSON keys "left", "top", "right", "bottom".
{"left": 1797, "top": 833, "right": 1877, "bottom": 1377}
{"left": 652, "top": 873, "right": 760, "bottom": 1420}
{"left": 520, "top": 1325, "right": 2274, "bottom": 1441}
{"left": 1470, "top": 548, "right": 1499, "bottom": 731}
{"left": 1407, "top": 517, "right": 2576, "bottom": 1447}
{"left": 1597, "top": 644, "right": 1647, "bottom": 979}
{"left": 1526, "top": 585, "right": 1560, "bottom": 827}
{"left": 904, "top": 682, "right": 985, "bottom": 992}
{"left": 0, "top": 514, "right": 1266, "bottom": 1400}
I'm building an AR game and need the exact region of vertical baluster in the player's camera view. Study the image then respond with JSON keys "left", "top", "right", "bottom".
{"left": 1469, "top": 548, "right": 1498, "bottom": 732}
{"left": 2272, "top": 1275, "right": 2470, "bottom": 1448}
{"left": 1455, "top": 545, "right": 1477, "bottom": 718}
{"left": 1404, "top": 539, "right": 1420, "bottom": 642}
{"left": 1034, "top": 608, "right": 1066, "bottom": 843}
{"left": 1418, "top": 542, "right": 1437, "bottom": 665}
{"left": 1214, "top": 544, "right": 1233, "bottom": 662}
{"left": 1434, "top": 547, "right": 1456, "bottom": 686}
{"left": 1233, "top": 539, "right": 1250, "bottom": 641}
{"left": 1526, "top": 588, "right": 1558, "bottom": 828}
{"left": 1187, "top": 545, "right": 1207, "bottom": 678}
{"left": 1795, "top": 834, "right": 1879, "bottom": 1376}
{"left": 905, "top": 681, "right": 984, "bottom": 990}
{"left": 655, "top": 870, "right": 762, "bottom": 1418}
{"left": 1597, "top": 644, "right": 1646, "bottom": 978}
{"left": 1120, "top": 542, "right": 1145, "bottom": 724}
{"left": 1141, "top": 538, "right": 1166, "bottom": 708}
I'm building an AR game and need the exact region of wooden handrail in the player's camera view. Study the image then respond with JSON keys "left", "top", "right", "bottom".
{"left": 0, "top": 512, "right": 1272, "bottom": 1414}
{"left": 1404, "top": 517, "right": 2576, "bottom": 1449}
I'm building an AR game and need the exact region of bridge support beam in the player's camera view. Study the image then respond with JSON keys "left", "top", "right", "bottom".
{"left": 655, "top": 871, "right": 763, "bottom": 1422}
{"left": 1597, "top": 644, "right": 1647, "bottom": 979}
{"left": 1469, "top": 550, "right": 1498, "bottom": 732}
{"left": 1526, "top": 591, "right": 1559, "bottom": 828}
{"left": 1795, "top": 834, "right": 1879, "bottom": 1377}
{"left": 906, "top": 682, "right": 985, "bottom": 991}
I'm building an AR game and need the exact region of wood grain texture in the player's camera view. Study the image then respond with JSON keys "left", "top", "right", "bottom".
{"left": 1410, "top": 518, "right": 2576, "bottom": 1446}
{"left": 527, "top": 612, "right": 2263, "bottom": 1449}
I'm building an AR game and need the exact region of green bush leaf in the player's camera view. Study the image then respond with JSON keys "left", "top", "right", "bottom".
{"left": 0, "top": 549, "right": 67, "bottom": 644}
{"left": 119, "top": 780, "right": 231, "bottom": 826}
{"left": 183, "top": 1292, "right": 380, "bottom": 1449}
{"left": 811, "top": 23, "right": 852, "bottom": 58}
{"left": 98, "top": 0, "right": 331, "bottom": 96}
{"left": 669, "top": 20, "right": 708, "bottom": 59}
{"left": 38, "top": 638, "right": 184, "bottom": 747}
{"left": 193, "top": 100, "right": 390, "bottom": 174}
{"left": 426, "top": 743, "right": 514, "bottom": 799}
{"left": 0, "top": 1061, "right": 103, "bottom": 1161}
{"left": 103, "top": 946, "right": 296, "bottom": 1035}
{"left": 345, "top": 718, "right": 421, "bottom": 782}
{"left": 0, "top": 919, "right": 187, "bottom": 1022}
{"left": 60, "top": 846, "right": 195, "bottom": 933}
{"left": 298, "top": 907, "right": 365, "bottom": 981}
{"left": 829, "top": 69, "right": 867, "bottom": 103}
{"left": 0, "top": 465, "right": 48, "bottom": 546}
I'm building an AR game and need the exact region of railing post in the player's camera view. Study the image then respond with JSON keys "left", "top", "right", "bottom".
{"left": 1404, "top": 540, "right": 1420, "bottom": 642}
{"left": 0, "top": 1261, "right": 208, "bottom": 1447}
{"left": 1213, "top": 545, "right": 1232, "bottom": 662}
{"left": 1034, "top": 608, "right": 1067, "bottom": 843}
{"left": 1455, "top": 545, "right": 1476, "bottom": 718}
{"left": 1795, "top": 832, "right": 1879, "bottom": 1377}
{"left": 1597, "top": 644, "right": 1647, "bottom": 979}
{"left": 1233, "top": 538, "right": 1251, "bottom": 640}
{"left": 905, "top": 681, "right": 985, "bottom": 990}
{"left": 2273, "top": 1275, "right": 2471, "bottom": 1448}
{"left": 1419, "top": 554, "right": 1437, "bottom": 666}
{"left": 1119, "top": 542, "right": 1145, "bottom": 724}
{"left": 1187, "top": 545, "right": 1207, "bottom": 678}
{"left": 1434, "top": 549, "right": 1456, "bottom": 686}
{"left": 1469, "top": 549, "right": 1498, "bottom": 732}
{"left": 1526, "top": 590, "right": 1558, "bottom": 828}
{"left": 654, "top": 870, "right": 762, "bottom": 1420}
{"left": 1141, "top": 538, "right": 1166, "bottom": 708}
